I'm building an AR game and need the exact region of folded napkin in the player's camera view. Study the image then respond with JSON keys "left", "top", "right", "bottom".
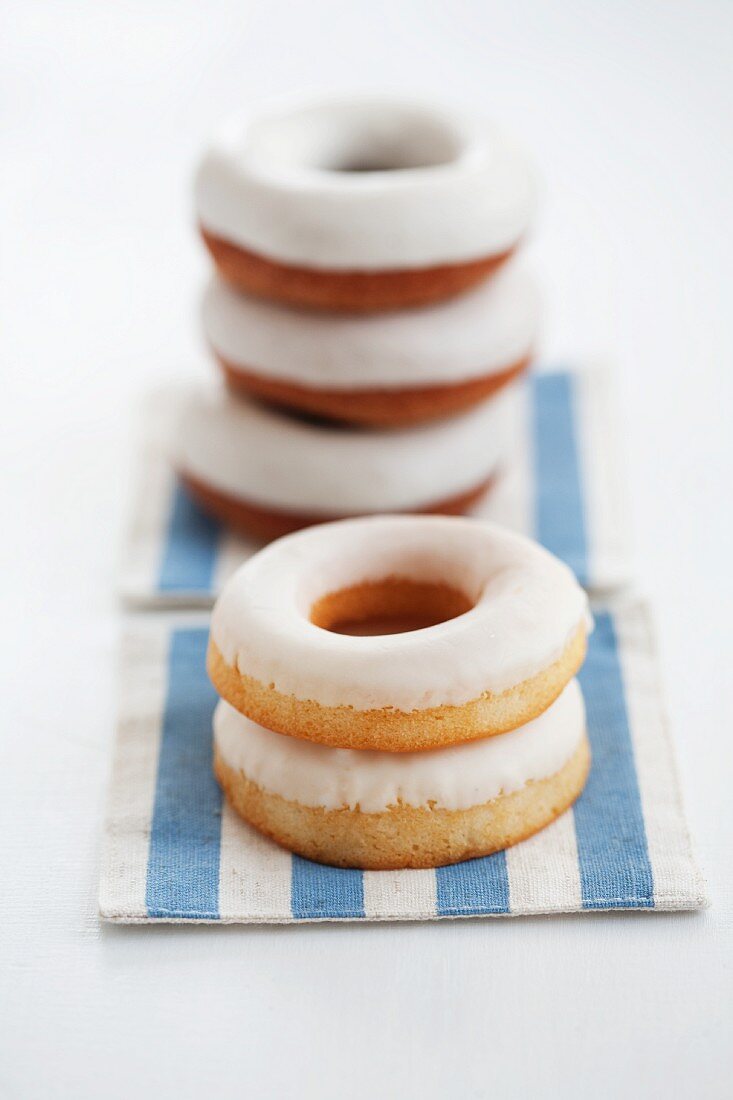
{"left": 99, "top": 598, "right": 705, "bottom": 923}
{"left": 120, "top": 368, "right": 630, "bottom": 607}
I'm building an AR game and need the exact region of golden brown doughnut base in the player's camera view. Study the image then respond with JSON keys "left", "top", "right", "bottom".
{"left": 218, "top": 353, "right": 531, "bottom": 427}
{"left": 201, "top": 227, "right": 515, "bottom": 312}
{"left": 179, "top": 472, "right": 494, "bottom": 543}
{"left": 213, "top": 735, "right": 591, "bottom": 870}
{"left": 207, "top": 623, "right": 588, "bottom": 753}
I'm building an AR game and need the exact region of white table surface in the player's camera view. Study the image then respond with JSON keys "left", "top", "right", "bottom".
{"left": 3, "top": 2, "right": 732, "bottom": 1097}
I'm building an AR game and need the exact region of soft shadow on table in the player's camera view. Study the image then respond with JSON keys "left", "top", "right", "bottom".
{"left": 99, "top": 907, "right": 707, "bottom": 945}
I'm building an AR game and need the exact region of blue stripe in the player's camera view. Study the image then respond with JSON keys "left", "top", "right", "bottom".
{"left": 146, "top": 627, "right": 222, "bottom": 919}
{"left": 575, "top": 613, "right": 654, "bottom": 908}
{"left": 290, "top": 857, "right": 365, "bottom": 920}
{"left": 157, "top": 481, "right": 220, "bottom": 594}
{"left": 436, "top": 851, "right": 510, "bottom": 916}
{"left": 532, "top": 372, "right": 588, "bottom": 585}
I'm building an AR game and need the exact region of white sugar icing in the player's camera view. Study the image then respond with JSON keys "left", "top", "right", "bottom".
{"left": 172, "top": 383, "right": 511, "bottom": 514}
{"left": 214, "top": 679, "right": 585, "bottom": 812}
{"left": 202, "top": 262, "right": 539, "bottom": 390}
{"left": 195, "top": 97, "right": 536, "bottom": 270}
{"left": 210, "top": 515, "right": 591, "bottom": 710}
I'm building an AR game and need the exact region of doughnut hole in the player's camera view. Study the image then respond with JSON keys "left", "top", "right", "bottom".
{"left": 309, "top": 577, "right": 474, "bottom": 637}
{"left": 251, "top": 102, "right": 465, "bottom": 175}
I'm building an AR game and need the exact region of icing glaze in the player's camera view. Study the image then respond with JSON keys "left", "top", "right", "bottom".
{"left": 195, "top": 97, "right": 536, "bottom": 270}
{"left": 172, "top": 383, "right": 511, "bottom": 513}
{"left": 202, "top": 262, "right": 539, "bottom": 390}
{"left": 210, "top": 515, "right": 591, "bottom": 710}
{"left": 214, "top": 679, "right": 585, "bottom": 812}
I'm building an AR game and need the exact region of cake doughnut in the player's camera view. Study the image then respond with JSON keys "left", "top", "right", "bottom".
{"left": 195, "top": 97, "right": 536, "bottom": 311}
{"left": 208, "top": 515, "right": 591, "bottom": 752}
{"left": 203, "top": 263, "right": 538, "bottom": 427}
{"left": 171, "top": 384, "right": 511, "bottom": 541}
{"left": 213, "top": 680, "right": 591, "bottom": 870}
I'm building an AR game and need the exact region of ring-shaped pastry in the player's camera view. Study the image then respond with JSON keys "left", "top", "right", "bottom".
{"left": 208, "top": 515, "right": 591, "bottom": 752}
{"left": 172, "top": 385, "right": 511, "bottom": 540}
{"left": 195, "top": 97, "right": 536, "bottom": 311}
{"left": 213, "top": 679, "right": 590, "bottom": 869}
{"left": 202, "top": 262, "right": 538, "bottom": 426}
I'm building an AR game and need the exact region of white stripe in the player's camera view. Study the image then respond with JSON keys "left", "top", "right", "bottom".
{"left": 506, "top": 808, "right": 582, "bottom": 914}
{"left": 120, "top": 440, "right": 177, "bottom": 606}
{"left": 99, "top": 625, "right": 170, "bottom": 920}
{"left": 217, "top": 801, "right": 293, "bottom": 921}
{"left": 613, "top": 601, "right": 707, "bottom": 909}
{"left": 363, "top": 869, "right": 437, "bottom": 920}
{"left": 212, "top": 530, "right": 258, "bottom": 593}
{"left": 575, "top": 368, "right": 630, "bottom": 591}
{"left": 475, "top": 379, "right": 534, "bottom": 536}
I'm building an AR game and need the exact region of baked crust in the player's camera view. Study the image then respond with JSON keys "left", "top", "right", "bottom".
{"left": 179, "top": 472, "right": 495, "bottom": 542}
{"left": 201, "top": 227, "right": 515, "bottom": 312}
{"left": 218, "top": 353, "right": 530, "bottom": 427}
{"left": 213, "top": 734, "right": 591, "bottom": 870}
{"left": 207, "top": 623, "right": 588, "bottom": 752}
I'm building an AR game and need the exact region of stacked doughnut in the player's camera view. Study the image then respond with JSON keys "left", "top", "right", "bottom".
{"left": 172, "top": 97, "right": 539, "bottom": 539}
{"left": 208, "top": 515, "right": 592, "bottom": 870}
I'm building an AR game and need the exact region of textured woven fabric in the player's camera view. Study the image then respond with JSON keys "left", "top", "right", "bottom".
{"left": 99, "top": 599, "right": 706, "bottom": 923}
{"left": 119, "top": 368, "right": 630, "bottom": 607}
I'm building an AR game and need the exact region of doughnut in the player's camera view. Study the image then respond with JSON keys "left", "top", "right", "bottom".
{"left": 208, "top": 515, "right": 591, "bottom": 752}
{"left": 213, "top": 680, "right": 591, "bottom": 869}
{"left": 171, "top": 384, "right": 511, "bottom": 541}
{"left": 202, "top": 262, "right": 538, "bottom": 427}
{"left": 195, "top": 97, "right": 536, "bottom": 311}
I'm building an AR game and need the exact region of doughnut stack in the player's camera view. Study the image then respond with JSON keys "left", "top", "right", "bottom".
{"left": 173, "top": 97, "right": 539, "bottom": 539}
{"left": 207, "top": 516, "right": 592, "bottom": 870}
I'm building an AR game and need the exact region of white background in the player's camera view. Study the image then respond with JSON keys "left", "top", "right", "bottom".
{"left": 2, "top": 2, "right": 732, "bottom": 1097}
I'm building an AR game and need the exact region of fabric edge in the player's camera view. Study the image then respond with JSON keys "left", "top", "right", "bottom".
{"left": 100, "top": 895, "right": 709, "bottom": 925}
{"left": 616, "top": 598, "right": 710, "bottom": 910}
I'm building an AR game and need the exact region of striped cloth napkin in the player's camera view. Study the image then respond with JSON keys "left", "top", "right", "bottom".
{"left": 120, "top": 368, "right": 630, "bottom": 607}
{"left": 99, "top": 598, "right": 705, "bottom": 923}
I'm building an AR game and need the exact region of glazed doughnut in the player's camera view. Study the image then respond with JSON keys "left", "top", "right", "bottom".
{"left": 195, "top": 97, "right": 536, "bottom": 311}
{"left": 203, "top": 263, "right": 538, "bottom": 427}
{"left": 208, "top": 515, "right": 591, "bottom": 752}
{"left": 172, "top": 384, "right": 510, "bottom": 540}
{"left": 213, "top": 680, "right": 591, "bottom": 870}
